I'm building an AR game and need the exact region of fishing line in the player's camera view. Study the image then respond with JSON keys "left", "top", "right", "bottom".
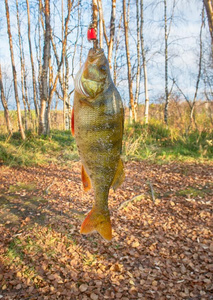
{"left": 87, "top": 1, "right": 98, "bottom": 50}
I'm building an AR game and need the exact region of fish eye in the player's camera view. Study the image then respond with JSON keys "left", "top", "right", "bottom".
{"left": 99, "top": 65, "right": 107, "bottom": 72}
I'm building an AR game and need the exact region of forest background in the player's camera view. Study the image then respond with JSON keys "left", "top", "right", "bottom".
{"left": 0, "top": 0, "right": 212, "bottom": 163}
{"left": 0, "top": 0, "right": 212, "bottom": 164}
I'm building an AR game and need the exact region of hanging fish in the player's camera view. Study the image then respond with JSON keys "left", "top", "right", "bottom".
{"left": 72, "top": 48, "right": 124, "bottom": 241}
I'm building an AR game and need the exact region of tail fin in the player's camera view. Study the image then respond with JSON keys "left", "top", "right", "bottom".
{"left": 80, "top": 207, "right": 112, "bottom": 241}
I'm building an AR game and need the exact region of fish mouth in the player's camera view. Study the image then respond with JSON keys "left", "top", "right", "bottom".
{"left": 88, "top": 48, "right": 104, "bottom": 61}
{"left": 74, "top": 48, "right": 106, "bottom": 97}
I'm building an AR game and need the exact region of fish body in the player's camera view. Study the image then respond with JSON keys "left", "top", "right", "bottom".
{"left": 72, "top": 48, "right": 124, "bottom": 241}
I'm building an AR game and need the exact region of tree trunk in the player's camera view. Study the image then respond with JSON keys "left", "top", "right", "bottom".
{"left": 71, "top": 0, "right": 81, "bottom": 78}
{"left": 5, "top": 0, "right": 25, "bottom": 140}
{"left": 0, "top": 64, "right": 13, "bottom": 135}
{"left": 164, "top": 0, "right": 169, "bottom": 125}
{"left": 135, "top": 0, "right": 141, "bottom": 122}
{"left": 203, "top": 0, "right": 213, "bottom": 51}
{"left": 140, "top": 0, "right": 149, "bottom": 124}
{"left": 108, "top": 0, "right": 116, "bottom": 69}
{"left": 26, "top": 0, "right": 38, "bottom": 117}
{"left": 50, "top": 0, "right": 73, "bottom": 130}
{"left": 64, "top": 53, "right": 71, "bottom": 130}
{"left": 97, "top": 0, "right": 103, "bottom": 48}
{"left": 46, "top": 99, "right": 51, "bottom": 135}
{"left": 16, "top": 0, "right": 28, "bottom": 130}
{"left": 38, "top": 0, "right": 51, "bottom": 135}
{"left": 38, "top": 0, "right": 43, "bottom": 106}
{"left": 62, "top": 0, "right": 72, "bottom": 130}
{"left": 113, "top": 15, "right": 122, "bottom": 85}
{"left": 123, "top": 0, "right": 135, "bottom": 122}
{"left": 62, "top": 0, "right": 66, "bottom": 130}
{"left": 190, "top": 7, "right": 204, "bottom": 129}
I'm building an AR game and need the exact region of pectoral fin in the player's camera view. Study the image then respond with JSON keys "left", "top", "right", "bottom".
{"left": 79, "top": 98, "right": 94, "bottom": 108}
{"left": 111, "top": 158, "right": 125, "bottom": 191}
{"left": 71, "top": 108, "right": 74, "bottom": 136}
{"left": 81, "top": 165, "right": 92, "bottom": 192}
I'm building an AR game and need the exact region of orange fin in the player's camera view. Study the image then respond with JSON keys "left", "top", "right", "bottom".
{"left": 80, "top": 207, "right": 112, "bottom": 241}
{"left": 81, "top": 165, "right": 92, "bottom": 192}
{"left": 71, "top": 108, "right": 74, "bottom": 136}
{"left": 111, "top": 158, "right": 125, "bottom": 191}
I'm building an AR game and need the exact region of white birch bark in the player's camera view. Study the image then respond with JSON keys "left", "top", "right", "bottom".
{"left": 5, "top": 0, "right": 25, "bottom": 140}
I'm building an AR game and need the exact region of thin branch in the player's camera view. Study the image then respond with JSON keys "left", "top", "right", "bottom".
{"left": 147, "top": 180, "right": 155, "bottom": 203}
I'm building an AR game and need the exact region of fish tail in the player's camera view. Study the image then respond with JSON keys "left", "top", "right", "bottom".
{"left": 80, "top": 206, "right": 112, "bottom": 241}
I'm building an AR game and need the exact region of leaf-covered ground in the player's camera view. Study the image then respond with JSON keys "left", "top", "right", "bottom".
{"left": 0, "top": 161, "right": 213, "bottom": 299}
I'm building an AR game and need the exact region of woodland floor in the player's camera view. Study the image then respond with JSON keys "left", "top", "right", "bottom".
{"left": 0, "top": 161, "right": 213, "bottom": 300}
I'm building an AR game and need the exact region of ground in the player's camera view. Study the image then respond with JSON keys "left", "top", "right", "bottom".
{"left": 0, "top": 161, "right": 213, "bottom": 299}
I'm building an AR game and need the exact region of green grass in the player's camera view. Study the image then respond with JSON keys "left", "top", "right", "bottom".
{"left": 6, "top": 238, "right": 25, "bottom": 266}
{"left": 9, "top": 182, "right": 37, "bottom": 192}
{"left": 0, "top": 130, "right": 78, "bottom": 166}
{"left": 123, "top": 122, "right": 213, "bottom": 162}
{"left": 0, "top": 122, "right": 212, "bottom": 167}
{"left": 176, "top": 185, "right": 213, "bottom": 197}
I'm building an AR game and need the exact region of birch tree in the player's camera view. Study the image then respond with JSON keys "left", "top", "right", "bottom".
{"left": 203, "top": 0, "right": 213, "bottom": 50}
{"left": 38, "top": 0, "right": 51, "bottom": 135}
{"left": 51, "top": 0, "right": 74, "bottom": 130}
{"left": 61, "top": 0, "right": 73, "bottom": 130}
{"left": 140, "top": 0, "right": 149, "bottom": 124}
{"left": 189, "top": 7, "right": 204, "bottom": 128}
{"left": 135, "top": 0, "right": 141, "bottom": 122}
{"left": 174, "top": 7, "right": 205, "bottom": 128}
{"left": 0, "top": 64, "right": 13, "bottom": 135}
{"left": 108, "top": 0, "right": 116, "bottom": 69}
{"left": 97, "top": 0, "right": 116, "bottom": 69}
{"left": 164, "top": 0, "right": 176, "bottom": 125}
{"left": 164, "top": 0, "right": 169, "bottom": 125}
{"left": 4, "top": 0, "right": 25, "bottom": 140}
{"left": 123, "top": 0, "right": 135, "bottom": 121}
{"left": 113, "top": 15, "right": 122, "bottom": 86}
{"left": 97, "top": 0, "right": 104, "bottom": 48}
{"left": 16, "top": 0, "right": 30, "bottom": 130}
{"left": 26, "top": 0, "right": 39, "bottom": 116}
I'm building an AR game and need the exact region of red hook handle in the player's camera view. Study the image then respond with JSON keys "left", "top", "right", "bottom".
{"left": 87, "top": 27, "right": 97, "bottom": 41}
